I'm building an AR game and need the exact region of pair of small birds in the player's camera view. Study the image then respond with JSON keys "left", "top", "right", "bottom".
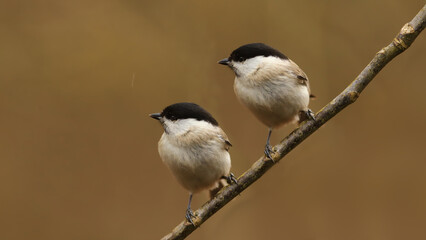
{"left": 150, "top": 43, "right": 315, "bottom": 225}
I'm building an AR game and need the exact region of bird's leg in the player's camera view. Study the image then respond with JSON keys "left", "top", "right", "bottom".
{"left": 222, "top": 173, "right": 238, "bottom": 185}
{"left": 209, "top": 181, "right": 224, "bottom": 199}
{"left": 185, "top": 193, "right": 195, "bottom": 225}
{"left": 211, "top": 174, "right": 237, "bottom": 198}
{"left": 264, "top": 128, "right": 274, "bottom": 160}
{"left": 298, "top": 109, "right": 316, "bottom": 124}
{"left": 306, "top": 109, "right": 315, "bottom": 121}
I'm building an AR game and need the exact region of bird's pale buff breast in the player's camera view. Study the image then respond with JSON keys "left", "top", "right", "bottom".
{"left": 233, "top": 72, "right": 310, "bottom": 128}
{"left": 158, "top": 124, "right": 231, "bottom": 193}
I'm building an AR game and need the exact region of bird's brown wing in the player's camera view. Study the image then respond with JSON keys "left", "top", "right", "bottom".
{"left": 287, "top": 59, "right": 314, "bottom": 97}
{"left": 218, "top": 129, "right": 232, "bottom": 151}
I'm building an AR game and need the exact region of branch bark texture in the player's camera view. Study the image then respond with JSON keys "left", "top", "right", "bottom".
{"left": 162, "top": 5, "right": 426, "bottom": 240}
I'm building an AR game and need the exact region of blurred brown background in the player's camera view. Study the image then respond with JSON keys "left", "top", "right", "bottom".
{"left": 1, "top": 0, "right": 425, "bottom": 239}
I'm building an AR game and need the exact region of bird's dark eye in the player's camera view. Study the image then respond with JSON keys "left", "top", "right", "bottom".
{"left": 239, "top": 57, "right": 245, "bottom": 62}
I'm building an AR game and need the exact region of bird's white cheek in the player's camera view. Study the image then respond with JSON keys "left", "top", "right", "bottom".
{"left": 232, "top": 61, "right": 256, "bottom": 78}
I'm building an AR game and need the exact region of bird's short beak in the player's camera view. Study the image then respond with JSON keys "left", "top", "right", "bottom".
{"left": 218, "top": 58, "right": 230, "bottom": 65}
{"left": 149, "top": 113, "right": 161, "bottom": 120}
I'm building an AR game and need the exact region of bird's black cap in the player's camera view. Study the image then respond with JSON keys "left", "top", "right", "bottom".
{"left": 228, "top": 43, "right": 288, "bottom": 62}
{"left": 161, "top": 102, "right": 219, "bottom": 126}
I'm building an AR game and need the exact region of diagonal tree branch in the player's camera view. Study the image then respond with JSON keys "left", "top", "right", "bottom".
{"left": 162, "top": 5, "right": 426, "bottom": 240}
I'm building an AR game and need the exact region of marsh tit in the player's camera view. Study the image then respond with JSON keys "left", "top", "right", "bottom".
{"left": 150, "top": 102, "right": 237, "bottom": 225}
{"left": 218, "top": 43, "right": 315, "bottom": 159}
